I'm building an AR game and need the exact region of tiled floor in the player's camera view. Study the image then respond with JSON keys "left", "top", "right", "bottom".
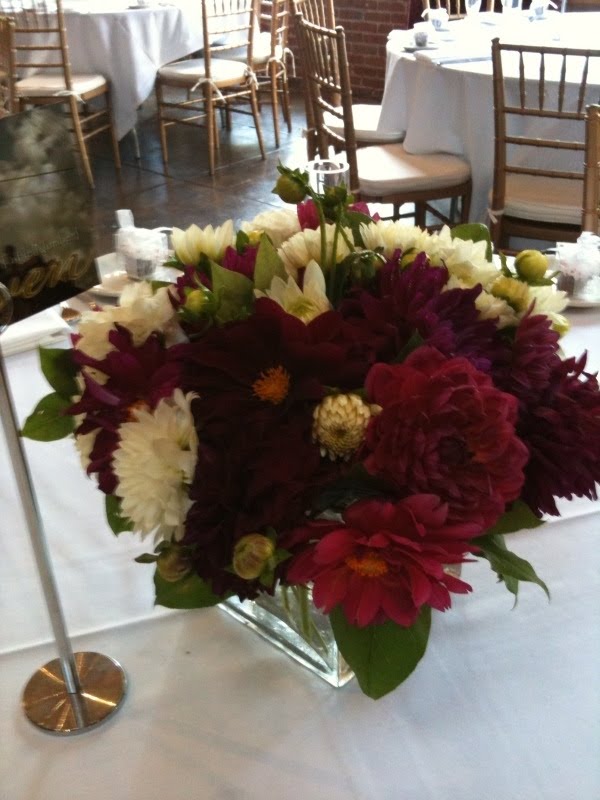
{"left": 89, "top": 93, "right": 309, "bottom": 255}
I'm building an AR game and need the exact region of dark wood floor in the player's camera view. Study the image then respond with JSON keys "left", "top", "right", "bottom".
{"left": 89, "top": 93, "right": 309, "bottom": 255}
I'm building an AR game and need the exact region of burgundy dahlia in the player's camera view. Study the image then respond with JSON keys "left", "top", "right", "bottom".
{"left": 363, "top": 346, "right": 529, "bottom": 529}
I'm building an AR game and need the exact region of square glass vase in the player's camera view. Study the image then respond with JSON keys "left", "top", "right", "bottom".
{"left": 221, "top": 585, "right": 354, "bottom": 688}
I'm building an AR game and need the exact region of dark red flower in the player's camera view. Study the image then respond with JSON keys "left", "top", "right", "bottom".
{"left": 221, "top": 243, "right": 258, "bottom": 280}
{"left": 283, "top": 496, "right": 476, "bottom": 627}
{"left": 183, "top": 417, "right": 339, "bottom": 599}
{"left": 68, "top": 326, "right": 181, "bottom": 492}
{"left": 516, "top": 353, "right": 600, "bottom": 516}
{"left": 363, "top": 346, "right": 529, "bottom": 529}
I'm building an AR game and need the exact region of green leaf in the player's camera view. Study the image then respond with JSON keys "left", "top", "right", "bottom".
{"left": 342, "top": 209, "right": 372, "bottom": 246}
{"left": 20, "top": 393, "right": 74, "bottom": 441}
{"left": 39, "top": 346, "right": 78, "bottom": 398}
{"left": 474, "top": 532, "right": 550, "bottom": 600}
{"left": 150, "top": 280, "right": 173, "bottom": 292}
{"left": 105, "top": 494, "right": 133, "bottom": 535}
{"left": 134, "top": 553, "right": 159, "bottom": 564}
{"left": 395, "top": 330, "right": 425, "bottom": 363}
{"left": 330, "top": 606, "right": 431, "bottom": 699}
{"left": 451, "top": 222, "right": 493, "bottom": 262}
{"left": 252, "top": 234, "right": 287, "bottom": 292}
{"left": 210, "top": 260, "right": 254, "bottom": 323}
{"left": 154, "top": 569, "right": 224, "bottom": 609}
{"left": 486, "top": 500, "right": 544, "bottom": 537}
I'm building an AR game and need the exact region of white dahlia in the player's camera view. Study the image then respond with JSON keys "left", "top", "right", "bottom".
{"left": 171, "top": 220, "right": 235, "bottom": 265}
{"left": 278, "top": 224, "right": 353, "bottom": 279}
{"left": 255, "top": 260, "right": 331, "bottom": 322}
{"left": 73, "top": 427, "right": 99, "bottom": 471}
{"left": 242, "top": 208, "right": 301, "bottom": 248}
{"left": 112, "top": 390, "right": 198, "bottom": 541}
{"left": 427, "top": 227, "right": 499, "bottom": 288}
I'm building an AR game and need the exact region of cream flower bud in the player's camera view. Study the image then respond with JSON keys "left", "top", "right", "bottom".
{"left": 312, "top": 393, "right": 375, "bottom": 461}
{"left": 157, "top": 545, "right": 192, "bottom": 583}
{"left": 232, "top": 534, "right": 275, "bottom": 580}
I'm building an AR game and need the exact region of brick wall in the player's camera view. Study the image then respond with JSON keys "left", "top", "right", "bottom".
{"left": 334, "top": 0, "right": 413, "bottom": 99}
{"left": 289, "top": 0, "right": 415, "bottom": 102}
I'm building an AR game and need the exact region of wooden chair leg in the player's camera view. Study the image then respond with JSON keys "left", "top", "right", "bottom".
{"left": 270, "top": 62, "right": 280, "bottom": 148}
{"left": 414, "top": 201, "right": 426, "bottom": 228}
{"left": 69, "top": 95, "right": 94, "bottom": 188}
{"left": 155, "top": 80, "right": 169, "bottom": 165}
{"left": 105, "top": 88, "right": 121, "bottom": 171}
{"left": 249, "top": 85, "right": 266, "bottom": 161}
{"left": 205, "top": 86, "right": 217, "bottom": 176}
{"left": 280, "top": 69, "right": 292, "bottom": 133}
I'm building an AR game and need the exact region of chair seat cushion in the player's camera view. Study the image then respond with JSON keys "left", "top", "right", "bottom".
{"left": 502, "top": 173, "right": 582, "bottom": 225}
{"left": 325, "top": 104, "right": 404, "bottom": 144}
{"left": 357, "top": 143, "right": 471, "bottom": 195}
{"left": 16, "top": 73, "right": 107, "bottom": 97}
{"left": 158, "top": 57, "right": 247, "bottom": 87}
{"left": 252, "top": 31, "right": 283, "bottom": 65}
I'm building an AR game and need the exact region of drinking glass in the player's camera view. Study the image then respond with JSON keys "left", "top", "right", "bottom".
{"left": 502, "top": 0, "right": 522, "bottom": 13}
{"left": 465, "top": 0, "right": 482, "bottom": 17}
{"left": 305, "top": 158, "right": 350, "bottom": 193}
{"left": 115, "top": 228, "right": 169, "bottom": 281}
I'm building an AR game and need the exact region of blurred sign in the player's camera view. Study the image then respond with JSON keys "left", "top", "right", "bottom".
{"left": 0, "top": 105, "right": 96, "bottom": 323}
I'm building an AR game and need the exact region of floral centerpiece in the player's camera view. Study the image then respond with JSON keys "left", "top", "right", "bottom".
{"left": 24, "top": 167, "right": 600, "bottom": 698}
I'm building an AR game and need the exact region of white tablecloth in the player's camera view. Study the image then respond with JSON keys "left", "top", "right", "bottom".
{"left": 0, "top": 304, "right": 599, "bottom": 799}
{"left": 62, "top": 1, "right": 203, "bottom": 139}
{"left": 380, "top": 12, "right": 600, "bottom": 222}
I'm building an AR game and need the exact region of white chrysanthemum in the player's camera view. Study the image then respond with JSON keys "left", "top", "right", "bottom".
{"left": 171, "top": 220, "right": 235, "bottom": 265}
{"left": 76, "top": 284, "right": 178, "bottom": 367}
{"left": 359, "top": 220, "right": 432, "bottom": 258}
{"left": 278, "top": 224, "right": 353, "bottom": 278}
{"left": 112, "top": 390, "right": 198, "bottom": 542}
{"left": 255, "top": 260, "right": 331, "bottom": 322}
{"left": 475, "top": 290, "right": 518, "bottom": 328}
{"left": 242, "top": 208, "right": 301, "bottom": 248}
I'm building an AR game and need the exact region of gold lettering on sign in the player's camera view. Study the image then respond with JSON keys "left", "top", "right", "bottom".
{"left": 5, "top": 251, "right": 93, "bottom": 299}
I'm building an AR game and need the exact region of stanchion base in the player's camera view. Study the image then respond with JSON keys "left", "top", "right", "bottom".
{"left": 22, "top": 651, "right": 127, "bottom": 735}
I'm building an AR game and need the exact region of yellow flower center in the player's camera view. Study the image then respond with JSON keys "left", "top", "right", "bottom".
{"left": 126, "top": 399, "right": 150, "bottom": 421}
{"left": 345, "top": 552, "right": 389, "bottom": 578}
{"left": 252, "top": 365, "right": 290, "bottom": 405}
{"left": 286, "top": 296, "right": 317, "bottom": 322}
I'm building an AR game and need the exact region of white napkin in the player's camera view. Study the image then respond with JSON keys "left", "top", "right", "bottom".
{"left": 0, "top": 308, "right": 71, "bottom": 358}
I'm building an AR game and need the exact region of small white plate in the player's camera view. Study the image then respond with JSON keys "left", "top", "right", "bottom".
{"left": 403, "top": 43, "right": 439, "bottom": 53}
{"left": 567, "top": 297, "right": 600, "bottom": 309}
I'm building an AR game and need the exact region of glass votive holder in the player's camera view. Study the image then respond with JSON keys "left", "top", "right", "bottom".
{"left": 115, "top": 228, "right": 169, "bottom": 281}
{"left": 502, "top": 0, "right": 522, "bottom": 13}
{"left": 305, "top": 158, "right": 350, "bottom": 194}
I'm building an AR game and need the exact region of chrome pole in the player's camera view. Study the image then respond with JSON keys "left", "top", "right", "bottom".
{"left": 0, "top": 284, "right": 126, "bottom": 734}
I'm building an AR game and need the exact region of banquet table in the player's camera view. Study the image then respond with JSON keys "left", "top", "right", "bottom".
{"left": 56, "top": 1, "right": 204, "bottom": 140}
{"left": 0, "top": 300, "right": 599, "bottom": 798}
{"left": 379, "top": 12, "right": 600, "bottom": 223}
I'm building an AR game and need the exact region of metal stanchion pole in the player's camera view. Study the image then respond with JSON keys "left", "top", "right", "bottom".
{"left": 0, "top": 285, "right": 126, "bottom": 734}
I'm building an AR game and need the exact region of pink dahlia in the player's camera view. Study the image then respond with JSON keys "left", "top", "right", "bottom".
{"left": 283, "top": 496, "right": 476, "bottom": 627}
{"left": 363, "top": 346, "right": 529, "bottom": 529}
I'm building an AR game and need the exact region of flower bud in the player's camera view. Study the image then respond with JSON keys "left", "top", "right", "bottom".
{"left": 185, "top": 288, "right": 207, "bottom": 315}
{"left": 232, "top": 533, "right": 275, "bottom": 580}
{"left": 273, "top": 174, "right": 307, "bottom": 205}
{"left": 514, "top": 249, "right": 549, "bottom": 283}
{"left": 156, "top": 545, "right": 192, "bottom": 583}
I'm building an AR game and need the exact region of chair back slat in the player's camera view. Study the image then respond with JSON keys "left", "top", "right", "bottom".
{"left": 292, "top": 0, "right": 334, "bottom": 28}
{"left": 421, "top": 0, "right": 493, "bottom": 20}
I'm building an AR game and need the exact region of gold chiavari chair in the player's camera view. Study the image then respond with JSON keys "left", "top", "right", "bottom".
{"left": 155, "top": 0, "right": 265, "bottom": 176}
{"left": 421, "top": 0, "right": 494, "bottom": 20}
{"left": 490, "top": 38, "right": 600, "bottom": 249}
{"left": 0, "top": 14, "right": 15, "bottom": 116}
{"left": 0, "top": 0, "right": 121, "bottom": 187}
{"left": 583, "top": 104, "right": 600, "bottom": 234}
{"left": 297, "top": 15, "right": 472, "bottom": 225}
{"left": 292, "top": 0, "right": 404, "bottom": 161}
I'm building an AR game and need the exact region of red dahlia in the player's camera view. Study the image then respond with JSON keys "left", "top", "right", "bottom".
{"left": 283, "top": 496, "right": 477, "bottom": 627}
